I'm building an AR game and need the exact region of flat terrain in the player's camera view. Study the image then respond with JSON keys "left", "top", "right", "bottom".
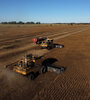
{"left": 0, "top": 24, "right": 90, "bottom": 100}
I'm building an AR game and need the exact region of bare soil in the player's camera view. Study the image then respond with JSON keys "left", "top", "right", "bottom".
{"left": 0, "top": 24, "right": 90, "bottom": 100}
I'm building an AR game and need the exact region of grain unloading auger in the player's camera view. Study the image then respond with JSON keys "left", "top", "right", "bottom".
{"left": 6, "top": 54, "right": 65, "bottom": 80}
{"left": 32, "top": 37, "right": 64, "bottom": 50}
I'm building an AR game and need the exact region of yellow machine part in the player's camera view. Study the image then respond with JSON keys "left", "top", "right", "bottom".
{"left": 40, "top": 39, "right": 53, "bottom": 47}
{"left": 13, "top": 66, "right": 27, "bottom": 75}
{"left": 40, "top": 43, "right": 47, "bottom": 47}
{"left": 12, "top": 56, "right": 39, "bottom": 75}
{"left": 32, "top": 59, "right": 35, "bottom": 62}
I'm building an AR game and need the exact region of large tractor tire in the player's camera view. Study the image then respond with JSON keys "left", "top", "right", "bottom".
{"left": 47, "top": 46, "right": 52, "bottom": 50}
{"left": 40, "top": 66, "right": 47, "bottom": 74}
{"left": 28, "top": 73, "right": 35, "bottom": 80}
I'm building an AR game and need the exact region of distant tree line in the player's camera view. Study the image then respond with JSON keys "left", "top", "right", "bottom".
{"left": 54, "top": 23, "right": 90, "bottom": 25}
{"left": 1, "top": 21, "right": 41, "bottom": 24}
{"left": 0, "top": 21, "right": 90, "bottom": 25}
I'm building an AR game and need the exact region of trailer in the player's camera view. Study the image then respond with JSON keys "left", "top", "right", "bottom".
{"left": 47, "top": 65, "right": 65, "bottom": 74}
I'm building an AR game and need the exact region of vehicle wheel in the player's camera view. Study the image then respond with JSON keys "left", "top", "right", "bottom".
{"left": 40, "top": 66, "right": 47, "bottom": 74}
{"left": 41, "top": 47, "right": 44, "bottom": 49}
{"left": 29, "top": 73, "right": 35, "bottom": 80}
{"left": 60, "top": 67, "right": 65, "bottom": 73}
{"left": 47, "top": 46, "right": 51, "bottom": 50}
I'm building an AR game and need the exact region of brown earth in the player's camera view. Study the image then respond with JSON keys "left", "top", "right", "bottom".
{"left": 0, "top": 24, "right": 90, "bottom": 100}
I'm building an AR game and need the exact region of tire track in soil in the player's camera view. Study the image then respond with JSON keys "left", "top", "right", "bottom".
{"left": 0, "top": 26, "right": 77, "bottom": 43}
{"left": 0, "top": 27, "right": 89, "bottom": 68}
{"left": 0, "top": 68, "right": 57, "bottom": 100}
{"left": 0, "top": 27, "right": 84, "bottom": 47}
{"left": 32, "top": 37, "right": 90, "bottom": 100}
{"left": 33, "top": 67, "right": 89, "bottom": 100}
{"left": 0, "top": 26, "right": 90, "bottom": 100}
{"left": 0, "top": 26, "right": 90, "bottom": 64}
{"left": 0, "top": 27, "right": 79, "bottom": 51}
{"left": 0, "top": 25, "right": 88, "bottom": 46}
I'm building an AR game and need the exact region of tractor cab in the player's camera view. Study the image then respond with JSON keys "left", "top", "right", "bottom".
{"left": 46, "top": 39, "right": 53, "bottom": 45}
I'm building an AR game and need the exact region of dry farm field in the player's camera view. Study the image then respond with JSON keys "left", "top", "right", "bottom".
{"left": 0, "top": 24, "right": 90, "bottom": 100}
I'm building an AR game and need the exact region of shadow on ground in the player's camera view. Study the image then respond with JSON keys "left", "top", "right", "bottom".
{"left": 35, "top": 58, "right": 66, "bottom": 79}
{"left": 42, "top": 58, "right": 58, "bottom": 66}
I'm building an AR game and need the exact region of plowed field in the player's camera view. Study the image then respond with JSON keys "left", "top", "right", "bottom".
{"left": 0, "top": 24, "right": 90, "bottom": 100}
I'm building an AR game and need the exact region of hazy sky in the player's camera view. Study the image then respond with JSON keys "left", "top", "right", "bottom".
{"left": 0, "top": 0, "right": 90, "bottom": 23}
